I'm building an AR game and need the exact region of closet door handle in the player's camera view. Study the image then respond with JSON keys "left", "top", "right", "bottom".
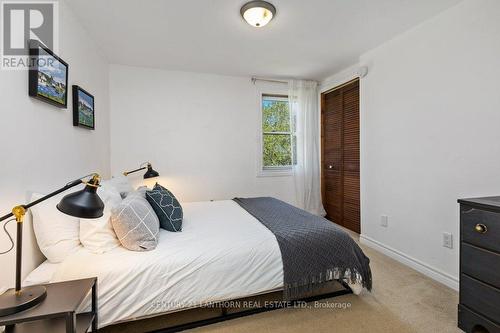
{"left": 327, "top": 165, "right": 333, "bottom": 170}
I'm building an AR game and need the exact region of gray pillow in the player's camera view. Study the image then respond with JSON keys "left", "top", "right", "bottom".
{"left": 111, "top": 195, "right": 159, "bottom": 251}
{"left": 146, "top": 183, "right": 183, "bottom": 232}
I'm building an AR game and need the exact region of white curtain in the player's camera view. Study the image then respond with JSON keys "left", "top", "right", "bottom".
{"left": 289, "top": 79, "right": 326, "bottom": 216}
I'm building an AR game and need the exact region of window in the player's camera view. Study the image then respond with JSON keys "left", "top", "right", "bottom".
{"left": 261, "top": 94, "right": 296, "bottom": 172}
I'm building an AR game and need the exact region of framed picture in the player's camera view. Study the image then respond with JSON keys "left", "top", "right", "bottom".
{"left": 72, "top": 85, "right": 95, "bottom": 130}
{"left": 28, "top": 40, "right": 69, "bottom": 108}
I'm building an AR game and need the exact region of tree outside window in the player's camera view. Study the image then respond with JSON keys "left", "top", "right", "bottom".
{"left": 262, "top": 95, "right": 296, "bottom": 169}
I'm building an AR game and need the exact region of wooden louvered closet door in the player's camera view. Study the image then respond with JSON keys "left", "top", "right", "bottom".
{"left": 321, "top": 80, "right": 360, "bottom": 233}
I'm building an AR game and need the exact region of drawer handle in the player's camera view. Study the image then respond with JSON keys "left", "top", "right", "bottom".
{"left": 474, "top": 223, "right": 488, "bottom": 234}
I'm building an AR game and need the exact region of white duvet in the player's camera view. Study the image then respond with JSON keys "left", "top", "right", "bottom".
{"left": 50, "top": 200, "right": 284, "bottom": 327}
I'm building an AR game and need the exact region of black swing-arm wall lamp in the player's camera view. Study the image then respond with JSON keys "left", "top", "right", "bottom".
{"left": 123, "top": 162, "right": 159, "bottom": 179}
{"left": 0, "top": 173, "right": 105, "bottom": 317}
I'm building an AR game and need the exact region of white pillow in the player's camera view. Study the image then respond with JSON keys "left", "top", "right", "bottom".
{"left": 30, "top": 192, "right": 81, "bottom": 263}
{"left": 100, "top": 175, "right": 134, "bottom": 199}
{"left": 79, "top": 183, "right": 122, "bottom": 254}
{"left": 130, "top": 186, "right": 149, "bottom": 198}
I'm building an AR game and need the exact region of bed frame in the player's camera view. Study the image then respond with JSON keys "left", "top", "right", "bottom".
{"left": 99, "top": 280, "right": 352, "bottom": 333}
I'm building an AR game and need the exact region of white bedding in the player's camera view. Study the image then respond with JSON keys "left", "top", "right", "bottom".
{"left": 24, "top": 260, "right": 60, "bottom": 286}
{"left": 24, "top": 199, "right": 362, "bottom": 328}
{"left": 47, "top": 200, "right": 283, "bottom": 327}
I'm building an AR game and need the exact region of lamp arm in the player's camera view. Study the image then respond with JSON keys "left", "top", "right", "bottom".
{"left": 0, "top": 212, "right": 15, "bottom": 223}
{"left": 0, "top": 174, "right": 99, "bottom": 223}
{"left": 23, "top": 179, "right": 82, "bottom": 209}
{"left": 123, "top": 166, "right": 147, "bottom": 176}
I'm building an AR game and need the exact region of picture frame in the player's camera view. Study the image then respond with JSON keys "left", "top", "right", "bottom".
{"left": 28, "top": 40, "right": 69, "bottom": 108}
{"left": 72, "top": 85, "right": 95, "bottom": 130}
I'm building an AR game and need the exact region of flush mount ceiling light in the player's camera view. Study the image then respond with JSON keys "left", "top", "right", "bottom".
{"left": 240, "top": 1, "right": 276, "bottom": 28}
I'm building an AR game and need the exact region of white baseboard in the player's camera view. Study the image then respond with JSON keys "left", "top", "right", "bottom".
{"left": 359, "top": 234, "right": 459, "bottom": 291}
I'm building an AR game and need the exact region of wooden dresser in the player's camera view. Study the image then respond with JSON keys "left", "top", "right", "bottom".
{"left": 458, "top": 197, "right": 500, "bottom": 333}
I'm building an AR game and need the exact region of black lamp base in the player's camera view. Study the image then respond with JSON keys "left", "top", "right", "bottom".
{"left": 0, "top": 285, "right": 47, "bottom": 317}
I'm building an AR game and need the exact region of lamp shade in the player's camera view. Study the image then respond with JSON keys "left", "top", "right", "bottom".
{"left": 57, "top": 184, "right": 104, "bottom": 218}
{"left": 144, "top": 165, "right": 160, "bottom": 179}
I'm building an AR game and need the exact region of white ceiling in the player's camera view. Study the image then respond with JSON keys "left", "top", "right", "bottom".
{"left": 64, "top": 0, "right": 462, "bottom": 81}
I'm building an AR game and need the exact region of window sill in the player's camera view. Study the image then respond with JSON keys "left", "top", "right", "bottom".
{"left": 257, "top": 168, "right": 294, "bottom": 178}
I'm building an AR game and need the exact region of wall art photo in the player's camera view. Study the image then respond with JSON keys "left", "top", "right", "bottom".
{"left": 72, "top": 85, "right": 95, "bottom": 130}
{"left": 28, "top": 40, "right": 69, "bottom": 108}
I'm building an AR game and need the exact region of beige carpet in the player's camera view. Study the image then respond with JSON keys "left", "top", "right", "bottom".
{"left": 189, "top": 232, "right": 460, "bottom": 333}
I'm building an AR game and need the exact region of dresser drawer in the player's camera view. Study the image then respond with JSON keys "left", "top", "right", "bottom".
{"left": 461, "top": 205, "right": 500, "bottom": 253}
{"left": 459, "top": 305, "right": 500, "bottom": 333}
{"left": 462, "top": 243, "right": 500, "bottom": 288}
{"left": 460, "top": 274, "right": 500, "bottom": 324}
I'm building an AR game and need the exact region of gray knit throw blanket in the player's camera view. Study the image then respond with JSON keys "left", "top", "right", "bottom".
{"left": 233, "top": 197, "right": 372, "bottom": 300}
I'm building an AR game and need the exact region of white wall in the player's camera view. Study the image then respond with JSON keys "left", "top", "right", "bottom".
{"left": 323, "top": 0, "right": 500, "bottom": 289}
{"left": 0, "top": 1, "right": 111, "bottom": 290}
{"left": 109, "top": 65, "right": 295, "bottom": 204}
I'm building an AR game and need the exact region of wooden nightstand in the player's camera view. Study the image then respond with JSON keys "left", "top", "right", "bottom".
{"left": 0, "top": 278, "right": 97, "bottom": 333}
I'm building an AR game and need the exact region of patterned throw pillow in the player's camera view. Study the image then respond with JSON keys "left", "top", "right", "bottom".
{"left": 111, "top": 194, "right": 160, "bottom": 251}
{"left": 145, "top": 183, "right": 183, "bottom": 232}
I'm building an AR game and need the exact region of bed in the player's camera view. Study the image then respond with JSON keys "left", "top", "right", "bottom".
{"left": 24, "top": 199, "right": 369, "bottom": 331}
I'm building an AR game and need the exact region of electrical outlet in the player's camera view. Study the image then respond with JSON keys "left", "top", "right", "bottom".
{"left": 380, "top": 215, "right": 388, "bottom": 227}
{"left": 443, "top": 232, "right": 453, "bottom": 249}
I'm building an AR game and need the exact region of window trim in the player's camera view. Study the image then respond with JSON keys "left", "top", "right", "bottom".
{"left": 257, "top": 92, "right": 294, "bottom": 177}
